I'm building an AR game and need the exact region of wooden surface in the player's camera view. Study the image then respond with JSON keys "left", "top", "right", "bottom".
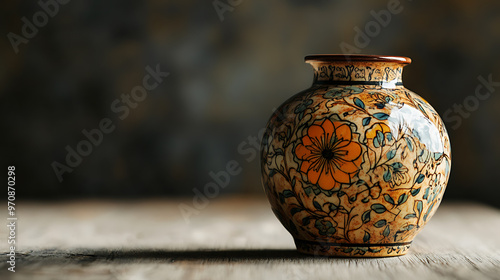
{"left": 1, "top": 197, "right": 500, "bottom": 280}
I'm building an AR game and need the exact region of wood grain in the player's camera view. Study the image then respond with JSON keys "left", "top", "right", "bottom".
{"left": 1, "top": 197, "right": 499, "bottom": 280}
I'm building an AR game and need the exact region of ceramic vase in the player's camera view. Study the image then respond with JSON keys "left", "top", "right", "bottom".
{"left": 260, "top": 55, "right": 451, "bottom": 257}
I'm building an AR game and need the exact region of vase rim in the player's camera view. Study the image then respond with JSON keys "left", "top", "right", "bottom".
{"left": 305, "top": 54, "right": 411, "bottom": 64}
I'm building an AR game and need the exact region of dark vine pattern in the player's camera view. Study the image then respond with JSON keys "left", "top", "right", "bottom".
{"left": 295, "top": 240, "right": 411, "bottom": 257}
{"left": 312, "top": 63, "right": 403, "bottom": 82}
{"left": 261, "top": 83, "right": 451, "bottom": 257}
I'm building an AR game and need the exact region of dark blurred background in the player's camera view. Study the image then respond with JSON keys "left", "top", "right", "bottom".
{"left": 1, "top": 0, "right": 499, "bottom": 207}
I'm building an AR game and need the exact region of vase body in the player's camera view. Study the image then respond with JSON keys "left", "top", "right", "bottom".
{"left": 260, "top": 55, "right": 451, "bottom": 257}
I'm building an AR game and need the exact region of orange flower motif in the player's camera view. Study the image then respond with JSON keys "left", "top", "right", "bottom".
{"left": 295, "top": 119, "right": 362, "bottom": 190}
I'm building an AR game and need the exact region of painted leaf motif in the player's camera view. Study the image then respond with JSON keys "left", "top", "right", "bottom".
{"left": 374, "top": 136, "right": 381, "bottom": 148}
{"left": 294, "top": 104, "right": 305, "bottom": 113}
{"left": 363, "top": 231, "right": 370, "bottom": 242}
{"left": 400, "top": 224, "right": 415, "bottom": 231}
{"left": 383, "top": 170, "right": 392, "bottom": 182}
{"left": 404, "top": 213, "right": 416, "bottom": 219}
{"left": 371, "top": 204, "right": 386, "bottom": 214}
{"left": 313, "top": 201, "right": 322, "bottom": 211}
{"left": 302, "top": 217, "right": 310, "bottom": 226}
{"left": 417, "top": 103, "right": 429, "bottom": 118}
{"left": 374, "top": 219, "right": 387, "bottom": 228}
{"left": 423, "top": 187, "right": 430, "bottom": 199}
{"left": 304, "top": 187, "right": 312, "bottom": 196}
{"left": 383, "top": 225, "right": 390, "bottom": 237}
{"left": 411, "top": 188, "right": 421, "bottom": 196}
{"left": 387, "top": 149, "right": 396, "bottom": 160}
{"left": 373, "top": 113, "right": 389, "bottom": 120}
{"left": 418, "top": 150, "right": 430, "bottom": 163}
{"left": 311, "top": 188, "right": 321, "bottom": 196}
{"left": 391, "top": 162, "right": 403, "bottom": 169}
{"left": 354, "top": 97, "right": 365, "bottom": 109}
{"left": 362, "top": 210, "right": 371, "bottom": 223}
{"left": 417, "top": 201, "right": 423, "bottom": 215}
{"left": 405, "top": 137, "right": 413, "bottom": 151}
{"left": 386, "top": 132, "right": 393, "bottom": 142}
{"left": 362, "top": 117, "right": 371, "bottom": 126}
{"left": 269, "top": 169, "right": 277, "bottom": 177}
{"left": 424, "top": 202, "right": 436, "bottom": 222}
{"left": 416, "top": 174, "right": 425, "bottom": 184}
{"left": 291, "top": 208, "right": 302, "bottom": 215}
{"left": 398, "top": 193, "right": 409, "bottom": 205}
{"left": 384, "top": 194, "right": 395, "bottom": 205}
{"left": 376, "top": 130, "right": 385, "bottom": 147}
{"left": 283, "top": 190, "right": 294, "bottom": 198}
{"left": 433, "top": 152, "right": 443, "bottom": 160}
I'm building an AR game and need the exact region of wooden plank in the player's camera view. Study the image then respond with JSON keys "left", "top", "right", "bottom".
{"left": 1, "top": 197, "right": 500, "bottom": 279}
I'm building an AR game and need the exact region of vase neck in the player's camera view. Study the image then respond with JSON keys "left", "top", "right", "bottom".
{"left": 305, "top": 55, "right": 411, "bottom": 88}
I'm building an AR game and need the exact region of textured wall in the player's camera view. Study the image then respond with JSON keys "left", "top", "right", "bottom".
{"left": 1, "top": 0, "right": 499, "bottom": 207}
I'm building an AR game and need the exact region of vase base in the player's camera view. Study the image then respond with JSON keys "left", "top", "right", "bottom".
{"left": 294, "top": 239, "right": 412, "bottom": 257}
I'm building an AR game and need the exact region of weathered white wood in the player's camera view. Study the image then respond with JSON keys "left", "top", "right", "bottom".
{"left": 1, "top": 197, "right": 500, "bottom": 280}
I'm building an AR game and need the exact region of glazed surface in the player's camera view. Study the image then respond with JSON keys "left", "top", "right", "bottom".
{"left": 261, "top": 83, "right": 451, "bottom": 257}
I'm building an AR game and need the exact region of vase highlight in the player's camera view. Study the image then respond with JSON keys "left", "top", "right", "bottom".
{"left": 260, "top": 55, "right": 451, "bottom": 257}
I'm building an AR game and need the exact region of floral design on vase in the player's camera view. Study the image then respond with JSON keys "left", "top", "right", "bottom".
{"left": 295, "top": 119, "right": 362, "bottom": 191}
{"left": 260, "top": 55, "right": 451, "bottom": 257}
